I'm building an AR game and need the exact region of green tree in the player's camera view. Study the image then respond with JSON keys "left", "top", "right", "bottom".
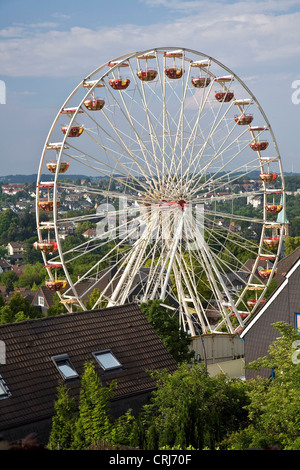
{"left": 75, "top": 220, "right": 96, "bottom": 237}
{"left": 109, "top": 409, "right": 139, "bottom": 448}
{"left": 226, "top": 322, "right": 300, "bottom": 450}
{"left": 140, "top": 299, "right": 194, "bottom": 363}
{"left": 46, "top": 293, "right": 68, "bottom": 317}
{"left": 284, "top": 236, "right": 300, "bottom": 256}
{"left": 0, "top": 270, "right": 18, "bottom": 292}
{"left": 141, "top": 363, "right": 249, "bottom": 450}
{"left": 16, "top": 262, "right": 45, "bottom": 289}
{"left": 0, "top": 209, "right": 19, "bottom": 243}
{"left": 72, "top": 361, "right": 117, "bottom": 450}
{"left": 48, "top": 383, "right": 78, "bottom": 450}
{"left": 0, "top": 291, "right": 40, "bottom": 324}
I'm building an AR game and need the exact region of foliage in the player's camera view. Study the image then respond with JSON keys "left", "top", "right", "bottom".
{"left": 140, "top": 299, "right": 194, "bottom": 363}
{"left": 224, "top": 322, "right": 300, "bottom": 450}
{"left": 108, "top": 409, "right": 140, "bottom": 448}
{"left": 72, "top": 361, "right": 117, "bottom": 450}
{"left": 48, "top": 383, "right": 77, "bottom": 450}
{"left": 15, "top": 262, "right": 46, "bottom": 289}
{"left": 0, "top": 270, "right": 18, "bottom": 292}
{"left": 0, "top": 291, "right": 41, "bottom": 324}
{"left": 46, "top": 293, "right": 68, "bottom": 316}
{"left": 284, "top": 236, "right": 300, "bottom": 256}
{"left": 49, "top": 361, "right": 138, "bottom": 451}
{"left": 139, "top": 363, "right": 249, "bottom": 450}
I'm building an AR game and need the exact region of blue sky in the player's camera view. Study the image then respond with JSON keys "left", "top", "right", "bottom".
{"left": 0, "top": 0, "right": 300, "bottom": 175}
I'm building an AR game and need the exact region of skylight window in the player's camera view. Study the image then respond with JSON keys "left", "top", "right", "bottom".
{"left": 53, "top": 354, "right": 78, "bottom": 380}
{"left": 93, "top": 350, "right": 122, "bottom": 371}
{"left": 0, "top": 376, "right": 10, "bottom": 399}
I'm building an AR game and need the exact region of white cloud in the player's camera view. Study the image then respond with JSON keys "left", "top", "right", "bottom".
{"left": 0, "top": 0, "right": 299, "bottom": 81}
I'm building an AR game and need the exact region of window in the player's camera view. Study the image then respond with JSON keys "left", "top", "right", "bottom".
{"left": 295, "top": 313, "right": 300, "bottom": 332}
{"left": 52, "top": 354, "right": 78, "bottom": 380}
{"left": 38, "top": 296, "right": 45, "bottom": 307}
{"left": 93, "top": 350, "right": 122, "bottom": 371}
{"left": 0, "top": 376, "right": 10, "bottom": 400}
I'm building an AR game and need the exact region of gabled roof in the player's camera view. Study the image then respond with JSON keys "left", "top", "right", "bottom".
{"left": 0, "top": 303, "right": 177, "bottom": 432}
{"left": 32, "top": 285, "right": 56, "bottom": 307}
{"left": 241, "top": 246, "right": 300, "bottom": 338}
{"left": 0, "top": 259, "right": 12, "bottom": 269}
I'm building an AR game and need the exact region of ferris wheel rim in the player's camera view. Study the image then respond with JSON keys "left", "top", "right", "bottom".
{"left": 36, "top": 47, "right": 285, "bottom": 335}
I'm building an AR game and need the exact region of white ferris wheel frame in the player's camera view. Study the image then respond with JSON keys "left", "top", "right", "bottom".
{"left": 36, "top": 47, "right": 286, "bottom": 336}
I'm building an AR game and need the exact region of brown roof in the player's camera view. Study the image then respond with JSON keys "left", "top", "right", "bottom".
{"left": 32, "top": 285, "right": 56, "bottom": 308}
{"left": 0, "top": 303, "right": 177, "bottom": 432}
{"left": 273, "top": 245, "right": 300, "bottom": 288}
{"left": 242, "top": 245, "right": 300, "bottom": 331}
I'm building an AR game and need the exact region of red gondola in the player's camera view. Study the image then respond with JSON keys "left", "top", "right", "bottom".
{"left": 259, "top": 172, "right": 277, "bottom": 182}
{"left": 191, "top": 77, "right": 211, "bottom": 88}
{"left": 44, "top": 263, "right": 67, "bottom": 292}
{"left": 36, "top": 240, "right": 58, "bottom": 253}
{"left": 265, "top": 204, "right": 283, "bottom": 214}
{"left": 249, "top": 141, "right": 269, "bottom": 151}
{"left": 61, "top": 125, "right": 84, "bottom": 137}
{"left": 45, "top": 279, "right": 67, "bottom": 292}
{"left": 137, "top": 69, "right": 158, "bottom": 81}
{"left": 38, "top": 200, "right": 60, "bottom": 212}
{"left": 258, "top": 269, "right": 277, "bottom": 280}
{"left": 84, "top": 98, "right": 105, "bottom": 111}
{"left": 263, "top": 237, "right": 280, "bottom": 248}
{"left": 215, "top": 91, "right": 234, "bottom": 102}
{"left": 164, "top": 68, "right": 183, "bottom": 79}
{"left": 234, "top": 114, "right": 253, "bottom": 125}
{"left": 46, "top": 161, "right": 69, "bottom": 173}
{"left": 108, "top": 78, "right": 130, "bottom": 90}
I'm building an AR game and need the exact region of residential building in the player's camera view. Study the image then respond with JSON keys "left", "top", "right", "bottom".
{"left": 241, "top": 245, "right": 300, "bottom": 379}
{"left": 0, "top": 303, "right": 178, "bottom": 443}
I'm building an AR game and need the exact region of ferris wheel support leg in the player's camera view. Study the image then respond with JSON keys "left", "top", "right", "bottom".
{"left": 171, "top": 261, "right": 199, "bottom": 336}
{"left": 173, "top": 253, "right": 210, "bottom": 335}
{"left": 194, "top": 228, "right": 244, "bottom": 331}
{"left": 107, "top": 214, "right": 158, "bottom": 306}
{"left": 160, "top": 211, "right": 185, "bottom": 300}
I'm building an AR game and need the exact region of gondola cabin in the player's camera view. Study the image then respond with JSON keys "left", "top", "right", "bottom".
{"left": 215, "top": 91, "right": 234, "bottom": 102}
{"left": 108, "top": 78, "right": 130, "bottom": 90}
{"left": 164, "top": 68, "right": 183, "bottom": 79}
{"left": 61, "top": 125, "right": 84, "bottom": 137}
{"left": 259, "top": 172, "right": 278, "bottom": 183}
{"left": 46, "top": 161, "right": 69, "bottom": 174}
{"left": 191, "top": 77, "right": 211, "bottom": 88}
{"left": 136, "top": 69, "right": 158, "bottom": 81}
{"left": 250, "top": 141, "right": 269, "bottom": 151}
{"left": 264, "top": 237, "right": 280, "bottom": 248}
{"left": 83, "top": 98, "right": 105, "bottom": 110}
{"left": 234, "top": 114, "right": 253, "bottom": 125}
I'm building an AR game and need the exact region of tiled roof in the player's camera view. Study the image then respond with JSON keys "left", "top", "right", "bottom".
{"left": 241, "top": 245, "right": 300, "bottom": 335}
{"left": 273, "top": 245, "right": 300, "bottom": 288}
{"left": 0, "top": 303, "right": 177, "bottom": 431}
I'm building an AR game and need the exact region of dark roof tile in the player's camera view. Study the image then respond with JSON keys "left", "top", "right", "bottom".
{"left": 0, "top": 303, "right": 177, "bottom": 431}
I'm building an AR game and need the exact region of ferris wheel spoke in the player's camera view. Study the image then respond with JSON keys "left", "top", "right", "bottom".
{"left": 61, "top": 139, "right": 153, "bottom": 196}
{"left": 105, "top": 72, "right": 161, "bottom": 187}
{"left": 127, "top": 61, "right": 166, "bottom": 184}
{"left": 192, "top": 158, "right": 263, "bottom": 199}
{"left": 186, "top": 137, "right": 258, "bottom": 197}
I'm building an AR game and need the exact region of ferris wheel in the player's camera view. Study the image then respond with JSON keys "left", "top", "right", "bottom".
{"left": 36, "top": 47, "right": 285, "bottom": 336}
